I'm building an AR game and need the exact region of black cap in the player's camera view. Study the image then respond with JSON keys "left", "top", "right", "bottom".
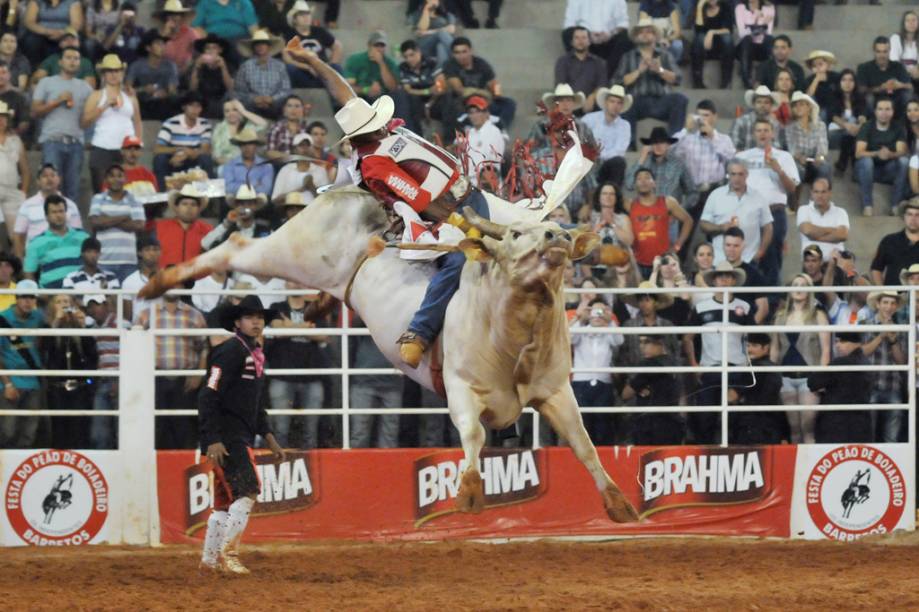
{"left": 81, "top": 237, "right": 102, "bottom": 253}
{"left": 137, "top": 233, "right": 161, "bottom": 250}
{"left": 746, "top": 333, "right": 771, "bottom": 345}
{"left": 836, "top": 331, "right": 863, "bottom": 344}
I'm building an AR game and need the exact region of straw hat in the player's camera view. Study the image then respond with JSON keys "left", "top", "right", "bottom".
{"left": 239, "top": 30, "right": 284, "bottom": 59}
{"left": 287, "top": 0, "right": 311, "bottom": 28}
{"left": 168, "top": 183, "right": 208, "bottom": 208}
{"left": 541, "top": 83, "right": 585, "bottom": 110}
{"left": 283, "top": 191, "right": 312, "bottom": 208}
{"left": 596, "top": 84, "right": 633, "bottom": 113}
{"left": 155, "top": 0, "right": 191, "bottom": 17}
{"left": 622, "top": 281, "right": 674, "bottom": 310}
{"left": 897, "top": 197, "right": 919, "bottom": 217}
{"left": 790, "top": 91, "right": 820, "bottom": 124}
{"left": 334, "top": 96, "right": 394, "bottom": 145}
{"left": 230, "top": 127, "right": 265, "bottom": 146}
{"left": 0, "top": 100, "right": 13, "bottom": 118}
{"left": 702, "top": 261, "right": 747, "bottom": 287}
{"left": 96, "top": 54, "right": 125, "bottom": 72}
{"left": 231, "top": 184, "right": 268, "bottom": 205}
{"left": 805, "top": 50, "right": 837, "bottom": 69}
{"left": 630, "top": 16, "right": 660, "bottom": 41}
{"left": 744, "top": 85, "right": 781, "bottom": 108}
{"left": 867, "top": 290, "right": 904, "bottom": 311}
{"left": 899, "top": 263, "right": 919, "bottom": 285}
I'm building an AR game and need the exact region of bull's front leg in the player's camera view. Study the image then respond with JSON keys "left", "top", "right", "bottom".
{"left": 536, "top": 384, "right": 639, "bottom": 523}
{"left": 444, "top": 379, "right": 487, "bottom": 514}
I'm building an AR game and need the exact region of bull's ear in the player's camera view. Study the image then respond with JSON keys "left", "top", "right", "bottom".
{"left": 570, "top": 231, "right": 601, "bottom": 261}
{"left": 459, "top": 238, "right": 494, "bottom": 262}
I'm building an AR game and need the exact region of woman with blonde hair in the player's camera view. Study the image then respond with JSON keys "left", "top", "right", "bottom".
{"left": 770, "top": 273, "right": 830, "bottom": 443}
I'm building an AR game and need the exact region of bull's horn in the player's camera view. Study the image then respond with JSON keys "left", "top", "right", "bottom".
{"left": 462, "top": 206, "right": 507, "bottom": 240}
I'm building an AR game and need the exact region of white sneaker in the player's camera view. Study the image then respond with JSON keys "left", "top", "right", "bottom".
{"left": 220, "top": 551, "right": 250, "bottom": 575}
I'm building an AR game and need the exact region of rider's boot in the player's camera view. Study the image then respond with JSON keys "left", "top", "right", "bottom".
{"left": 397, "top": 331, "right": 429, "bottom": 368}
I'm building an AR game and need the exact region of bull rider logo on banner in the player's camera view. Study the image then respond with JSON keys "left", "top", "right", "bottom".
{"left": 5, "top": 450, "right": 109, "bottom": 546}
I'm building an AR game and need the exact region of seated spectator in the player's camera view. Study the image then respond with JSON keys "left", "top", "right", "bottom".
{"left": 0, "top": 252, "right": 19, "bottom": 311}
{"left": 891, "top": 11, "right": 919, "bottom": 88}
{"left": 461, "top": 95, "right": 505, "bottom": 187}
{"left": 349, "top": 312, "right": 399, "bottom": 449}
{"left": 222, "top": 128, "right": 274, "bottom": 198}
{"left": 120, "top": 233, "right": 161, "bottom": 322}
{"left": 271, "top": 133, "right": 332, "bottom": 207}
{"left": 807, "top": 332, "right": 872, "bottom": 443}
{"left": 126, "top": 30, "right": 179, "bottom": 121}
{"left": 257, "top": 0, "right": 295, "bottom": 36}
{"left": 23, "top": 194, "right": 90, "bottom": 288}
{"left": 442, "top": 36, "right": 516, "bottom": 129}
{"left": 202, "top": 185, "right": 270, "bottom": 251}
{"left": 398, "top": 40, "right": 448, "bottom": 138}
{"left": 690, "top": 0, "right": 733, "bottom": 90}
{"left": 211, "top": 98, "right": 268, "bottom": 167}
{"left": 83, "top": 0, "right": 121, "bottom": 62}
{"left": 625, "top": 126, "right": 696, "bottom": 211}
{"left": 152, "top": 91, "right": 215, "bottom": 190}
{"left": 555, "top": 26, "right": 607, "bottom": 113}
{"left": 191, "top": 0, "right": 258, "bottom": 52}
{"left": 755, "top": 34, "right": 804, "bottom": 91}
{"left": 854, "top": 96, "right": 909, "bottom": 217}
{"left": 411, "top": 0, "right": 456, "bottom": 68}
{"left": 581, "top": 85, "right": 631, "bottom": 186}
{"left": 344, "top": 30, "right": 408, "bottom": 117}
{"left": 88, "top": 164, "right": 145, "bottom": 281}
{"left": 615, "top": 18, "right": 688, "bottom": 141}
{"left": 0, "top": 31, "right": 31, "bottom": 92}
{"left": 907, "top": 99, "right": 919, "bottom": 156}
{"left": 154, "top": 185, "right": 213, "bottom": 268}
{"left": 188, "top": 33, "right": 236, "bottom": 120}
{"left": 728, "top": 333, "right": 786, "bottom": 444}
{"left": 30, "top": 27, "right": 96, "bottom": 88}
{"left": 827, "top": 69, "right": 868, "bottom": 176}
{"left": 797, "top": 177, "right": 849, "bottom": 260}
{"left": 83, "top": 292, "right": 128, "bottom": 449}
{"left": 624, "top": 168, "right": 693, "bottom": 277}
{"left": 734, "top": 0, "right": 774, "bottom": 89}
{"left": 277, "top": 191, "right": 309, "bottom": 226}
{"left": 234, "top": 29, "right": 291, "bottom": 119}
{"left": 265, "top": 94, "right": 310, "bottom": 161}
{"left": 570, "top": 299, "right": 623, "bottom": 445}
{"left": 0, "top": 100, "right": 27, "bottom": 239}
{"left": 721, "top": 226, "right": 769, "bottom": 323}
{"left": 771, "top": 68, "right": 794, "bottom": 125}
{"left": 0, "top": 62, "right": 30, "bottom": 142}
{"left": 282, "top": 1, "right": 342, "bottom": 88}
{"left": 61, "top": 236, "right": 119, "bottom": 291}
{"left": 562, "top": 0, "right": 631, "bottom": 80}
{"left": 731, "top": 85, "right": 784, "bottom": 151}
{"left": 857, "top": 36, "right": 912, "bottom": 117}
{"left": 771, "top": 273, "right": 830, "bottom": 444}
{"left": 861, "top": 290, "right": 907, "bottom": 443}
{"left": 803, "top": 50, "right": 840, "bottom": 117}
{"left": 638, "top": 0, "right": 683, "bottom": 68}
{"left": 307, "top": 121, "right": 338, "bottom": 166}
{"left": 21, "top": 0, "right": 85, "bottom": 67}
{"left": 786, "top": 91, "right": 831, "bottom": 200}
{"left": 621, "top": 333, "right": 684, "bottom": 445}
{"left": 12, "top": 164, "right": 81, "bottom": 259}
{"left": 30, "top": 46, "right": 92, "bottom": 205}
{"left": 155, "top": 0, "right": 199, "bottom": 77}
{"left": 115, "top": 136, "right": 158, "bottom": 202}
{"left": 529, "top": 84, "right": 597, "bottom": 152}
{"left": 0, "top": 279, "right": 44, "bottom": 449}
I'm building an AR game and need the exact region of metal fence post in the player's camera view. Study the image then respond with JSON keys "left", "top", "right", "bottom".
{"left": 341, "top": 303, "right": 351, "bottom": 450}
{"left": 720, "top": 288, "right": 729, "bottom": 447}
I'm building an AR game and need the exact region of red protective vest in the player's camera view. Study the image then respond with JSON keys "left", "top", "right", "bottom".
{"left": 629, "top": 196, "right": 671, "bottom": 267}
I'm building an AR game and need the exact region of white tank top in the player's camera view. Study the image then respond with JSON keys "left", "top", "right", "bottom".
{"left": 91, "top": 89, "right": 136, "bottom": 150}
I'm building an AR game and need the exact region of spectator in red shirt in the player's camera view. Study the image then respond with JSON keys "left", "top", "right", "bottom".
{"left": 624, "top": 168, "right": 693, "bottom": 278}
{"left": 154, "top": 184, "right": 213, "bottom": 268}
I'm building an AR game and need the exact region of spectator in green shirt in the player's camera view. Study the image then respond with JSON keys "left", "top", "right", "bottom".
{"left": 191, "top": 0, "right": 259, "bottom": 44}
{"left": 23, "top": 195, "right": 90, "bottom": 288}
{"left": 29, "top": 28, "right": 97, "bottom": 88}
{"left": 343, "top": 30, "right": 416, "bottom": 131}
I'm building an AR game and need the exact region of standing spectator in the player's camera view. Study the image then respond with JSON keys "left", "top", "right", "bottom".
{"left": 728, "top": 333, "right": 787, "bottom": 444}
{"left": 188, "top": 34, "right": 235, "bottom": 120}
{"left": 211, "top": 98, "right": 268, "bottom": 167}
{"left": 30, "top": 46, "right": 92, "bottom": 205}
{"left": 890, "top": 11, "right": 919, "bottom": 88}
{"left": 152, "top": 91, "right": 215, "bottom": 191}
{"left": 755, "top": 34, "right": 805, "bottom": 91}
{"left": 721, "top": 226, "right": 769, "bottom": 323}
{"left": 581, "top": 85, "right": 632, "bottom": 186}
{"left": 624, "top": 168, "right": 693, "bottom": 277}
{"left": 154, "top": 185, "right": 213, "bottom": 268}
{"left": 117, "top": 135, "right": 158, "bottom": 199}
{"left": 12, "top": 164, "right": 81, "bottom": 259}
{"left": 191, "top": 0, "right": 258, "bottom": 50}
{"left": 734, "top": 0, "right": 774, "bottom": 89}
{"left": 265, "top": 94, "right": 309, "bottom": 161}
{"left": 731, "top": 85, "right": 783, "bottom": 151}
{"left": 30, "top": 29, "right": 97, "bottom": 89}
{"left": 0, "top": 100, "right": 27, "bottom": 240}
{"left": 857, "top": 36, "right": 912, "bottom": 117}
{"left": 88, "top": 164, "right": 145, "bottom": 281}
{"left": 570, "top": 299, "right": 623, "bottom": 445}
{"left": 411, "top": 0, "right": 456, "bottom": 68}
{"left": 803, "top": 50, "right": 840, "bottom": 116}
{"left": 797, "top": 178, "right": 849, "bottom": 260}
{"left": 61, "top": 237, "right": 119, "bottom": 291}
{"left": 861, "top": 291, "right": 907, "bottom": 443}
{"left": 349, "top": 314, "right": 401, "bottom": 449}
{"left": 234, "top": 29, "right": 291, "bottom": 119}
{"left": 21, "top": 0, "right": 84, "bottom": 66}
{"left": 398, "top": 40, "right": 448, "bottom": 138}
{"left": 121, "top": 233, "right": 161, "bottom": 322}
{"left": 222, "top": 128, "right": 273, "bottom": 199}
{"left": 639, "top": 0, "right": 683, "bottom": 68}
{"left": 555, "top": 26, "right": 607, "bottom": 113}
{"left": 201, "top": 185, "right": 270, "bottom": 251}
{"left": 99, "top": 3, "right": 146, "bottom": 66}
{"left": 807, "top": 332, "right": 872, "bottom": 443}
{"left": 620, "top": 281, "right": 680, "bottom": 367}
{"left": 125, "top": 30, "right": 179, "bottom": 121}
{"left": 562, "top": 0, "right": 631, "bottom": 80}
{"left": 0, "top": 279, "right": 43, "bottom": 449}
{"left": 281, "top": 1, "right": 343, "bottom": 88}
{"left": 699, "top": 158, "right": 773, "bottom": 266}
{"left": 0, "top": 61, "right": 30, "bottom": 138}
{"left": 82, "top": 0, "right": 124, "bottom": 62}
{"left": 156, "top": 0, "right": 200, "bottom": 77}
{"left": 84, "top": 293, "right": 128, "bottom": 449}
{"left": 615, "top": 18, "right": 688, "bottom": 141}
{"left": 854, "top": 97, "right": 909, "bottom": 217}
{"left": 771, "top": 274, "right": 831, "bottom": 444}
{"left": 828, "top": 69, "right": 868, "bottom": 175}
{"left": 81, "top": 53, "right": 142, "bottom": 193}
{"left": 23, "top": 194, "right": 90, "bottom": 288}
{"left": 461, "top": 95, "right": 505, "bottom": 187}
{"left": 871, "top": 199, "right": 919, "bottom": 286}
{"left": 626, "top": 127, "right": 696, "bottom": 211}
{"left": 442, "top": 36, "right": 515, "bottom": 129}
{"left": 0, "top": 32, "right": 31, "bottom": 92}
{"left": 621, "top": 334, "right": 684, "bottom": 445}
{"left": 690, "top": 0, "right": 733, "bottom": 90}
{"left": 786, "top": 91, "right": 830, "bottom": 203}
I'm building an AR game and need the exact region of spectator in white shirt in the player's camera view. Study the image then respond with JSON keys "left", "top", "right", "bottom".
{"left": 461, "top": 95, "right": 505, "bottom": 187}
{"left": 271, "top": 134, "right": 329, "bottom": 206}
{"left": 890, "top": 11, "right": 919, "bottom": 85}
{"left": 580, "top": 85, "right": 631, "bottom": 186}
{"left": 121, "top": 233, "right": 162, "bottom": 323}
{"left": 13, "top": 163, "right": 82, "bottom": 259}
{"left": 563, "top": 0, "right": 633, "bottom": 79}
{"left": 796, "top": 177, "right": 849, "bottom": 261}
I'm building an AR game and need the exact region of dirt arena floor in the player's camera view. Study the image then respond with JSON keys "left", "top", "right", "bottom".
{"left": 3, "top": 536, "right": 919, "bottom": 611}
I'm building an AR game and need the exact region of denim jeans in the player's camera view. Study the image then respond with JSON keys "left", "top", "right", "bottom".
{"left": 349, "top": 380, "right": 402, "bottom": 448}
{"left": 42, "top": 140, "right": 84, "bottom": 205}
{"left": 854, "top": 156, "right": 909, "bottom": 212}
{"left": 872, "top": 389, "right": 905, "bottom": 443}
{"left": 269, "top": 378, "right": 325, "bottom": 448}
{"left": 91, "top": 379, "right": 118, "bottom": 450}
{"left": 624, "top": 93, "right": 689, "bottom": 142}
{"left": 759, "top": 205, "right": 786, "bottom": 287}
{"left": 417, "top": 31, "right": 453, "bottom": 67}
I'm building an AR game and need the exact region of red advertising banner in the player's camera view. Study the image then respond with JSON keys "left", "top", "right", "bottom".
{"left": 156, "top": 445, "right": 798, "bottom": 543}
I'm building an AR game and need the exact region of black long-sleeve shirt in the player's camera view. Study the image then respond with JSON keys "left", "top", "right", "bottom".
{"left": 807, "top": 348, "right": 871, "bottom": 405}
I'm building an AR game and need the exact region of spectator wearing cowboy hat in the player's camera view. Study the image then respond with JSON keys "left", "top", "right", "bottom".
{"left": 626, "top": 126, "right": 696, "bottom": 211}
{"left": 126, "top": 30, "right": 180, "bottom": 121}
{"left": 189, "top": 33, "right": 236, "bottom": 120}
{"left": 581, "top": 85, "right": 631, "bottom": 186}
{"left": 461, "top": 95, "right": 505, "bottom": 189}
{"left": 0, "top": 252, "right": 21, "bottom": 311}
{"left": 896, "top": 262, "right": 919, "bottom": 322}
{"left": 730, "top": 85, "right": 784, "bottom": 151}
{"left": 785, "top": 91, "right": 831, "bottom": 198}
{"left": 860, "top": 290, "right": 907, "bottom": 442}
{"left": 803, "top": 50, "right": 840, "bottom": 117}
{"left": 235, "top": 29, "right": 291, "bottom": 119}
{"left": 562, "top": 0, "right": 632, "bottom": 80}
{"left": 277, "top": 191, "right": 311, "bottom": 226}
{"left": 555, "top": 26, "right": 608, "bottom": 113}
{"left": 202, "top": 185, "right": 271, "bottom": 251}
{"left": 271, "top": 133, "right": 329, "bottom": 206}
{"left": 191, "top": 0, "right": 259, "bottom": 49}
{"left": 528, "top": 83, "right": 597, "bottom": 153}
{"left": 620, "top": 280, "right": 680, "bottom": 368}
{"left": 614, "top": 17, "right": 688, "bottom": 143}
{"left": 153, "top": 90, "right": 215, "bottom": 190}
{"left": 282, "top": 1, "right": 343, "bottom": 88}
{"left": 223, "top": 128, "right": 273, "bottom": 199}
{"left": 154, "top": 184, "right": 213, "bottom": 268}
{"left": 30, "top": 27, "right": 97, "bottom": 88}
{"left": 0, "top": 59, "right": 29, "bottom": 139}
{"left": 155, "top": 0, "right": 201, "bottom": 76}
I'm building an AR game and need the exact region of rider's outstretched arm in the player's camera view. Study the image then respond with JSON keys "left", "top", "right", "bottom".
{"left": 289, "top": 44, "right": 355, "bottom": 107}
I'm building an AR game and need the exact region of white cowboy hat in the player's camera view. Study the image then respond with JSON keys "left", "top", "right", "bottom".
{"left": 703, "top": 260, "right": 747, "bottom": 287}
{"left": 168, "top": 183, "right": 208, "bottom": 208}
{"left": 230, "top": 127, "right": 265, "bottom": 146}
{"left": 790, "top": 91, "right": 820, "bottom": 124}
{"left": 596, "top": 84, "right": 633, "bottom": 113}
{"left": 622, "top": 281, "right": 674, "bottom": 310}
{"left": 239, "top": 30, "right": 285, "bottom": 59}
{"left": 630, "top": 16, "right": 661, "bottom": 41}
{"left": 867, "top": 290, "right": 904, "bottom": 311}
{"left": 744, "top": 85, "right": 781, "bottom": 108}
{"left": 334, "top": 95, "right": 394, "bottom": 145}
{"left": 541, "top": 83, "right": 585, "bottom": 110}
{"left": 900, "top": 263, "right": 919, "bottom": 285}
{"left": 232, "top": 184, "right": 268, "bottom": 204}
{"left": 284, "top": 191, "right": 313, "bottom": 207}
{"left": 805, "top": 50, "right": 837, "bottom": 68}
{"left": 287, "top": 0, "right": 311, "bottom": 28}
{"left": 155, "top": 0, "right": 191, "bottom": 16}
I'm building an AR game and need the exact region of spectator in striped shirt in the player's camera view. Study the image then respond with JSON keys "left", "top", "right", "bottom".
{"left": 84, "top": 293, "right": 130, "bottom": 449}
{"left": 152, "top": 91, "right": 215, "bottom": 191}
{"left": 12, "top": 164, "right": 82, "bottom": 260}
{"left": 23, "top": 195, "right": 90, "bottom": 289}
{"left": 88, "top": 164, "right": 146, "bottom": 282}
{"left": 62, "top": 237, "right": 120, "bottom": 293}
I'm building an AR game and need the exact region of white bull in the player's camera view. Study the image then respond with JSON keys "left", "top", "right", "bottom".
{"left": 140, "top": 187, "right": 638, "bottom": 523}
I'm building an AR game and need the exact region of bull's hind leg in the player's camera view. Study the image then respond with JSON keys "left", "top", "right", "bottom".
{"left": 445, "top": 381, "right": 487, "bottom": 514}
{"left": 536, "top": 385, "right": 639, "bottom": 523}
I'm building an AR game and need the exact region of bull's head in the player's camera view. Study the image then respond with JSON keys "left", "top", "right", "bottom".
{"left": 459, "top": 206, "right": 600, "bottom": 290}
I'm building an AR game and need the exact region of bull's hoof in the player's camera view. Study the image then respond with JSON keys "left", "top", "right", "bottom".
{"left": 602, "top": 482, "right": 639, "bottom": 523}
{"left": 455, "top": 470, "right": 485, "bottom": 514}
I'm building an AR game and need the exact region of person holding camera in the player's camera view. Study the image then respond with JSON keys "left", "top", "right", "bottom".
{"left": 201, "top": 185, "right": 271, "bottom": 251}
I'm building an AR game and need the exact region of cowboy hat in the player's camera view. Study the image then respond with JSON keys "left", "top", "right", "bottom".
{"left": 867, "top": 290, "right": 904, "bottom": 311}
{"left": 168, "top": 183, "right": 209, "bottom": 208}
{"left": 630, "top": 16, "right": 661, "bottom": 41}
{"left": 640, "top": 126, "right": 678, "bottom": 145}
{"left": 219, "top": 295, "right": 278, "bottom": 332}
{"left": 155, "top": 0, "right": 191, "bottom": 16}
{"left": 138, "top": 30, "right": 167, "bottom": 57}
{"left": 231, "top": 184, "right": 268, "bottom": 205}
{"left": 541, "top": 83, "right": 585, "bottom": 110}
{"left": 897, "top": 197, "right": 919, "bottom": 217}
{"left": 703, "top": 261, "right": 747, "bottom": 287}
{"left": 193, "top": 32, "right": 230, "bottom": 55}
{"left": 283, "top": 191, "right": 311, "bottom": 208}
{"left": 334, "top": 95, "right": 394, "bottom": 145}
{"left": 287, "top": 0, "right": 311, "bottom": 28}
{"left": 744, "top": 85, "right": 781, "bottom": 108}
{"left": 790, "top": 91, "right": 819, "bottom": 125}
{"left": 900, "top": 263, "right": 919, "bottom": 285}
{"left": 96, "top": 54, "right": 125, "bottom": 72}
{"left": 622, "top": 281, "right": 675, "bottom": 310}
{"left": 596, "top": 85, "right": 633, "bottom": 113}
{"left": 804, "top": 50, "right": 836, "bottom": 68}
{"left": 239, "top": 30, "right": 284, "bottom": 59}
{"left": 230, "top": 127, "right": 265, "bottom": 146}
{"left": 0, "top": 100, "right": 13, "bottom": 118}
